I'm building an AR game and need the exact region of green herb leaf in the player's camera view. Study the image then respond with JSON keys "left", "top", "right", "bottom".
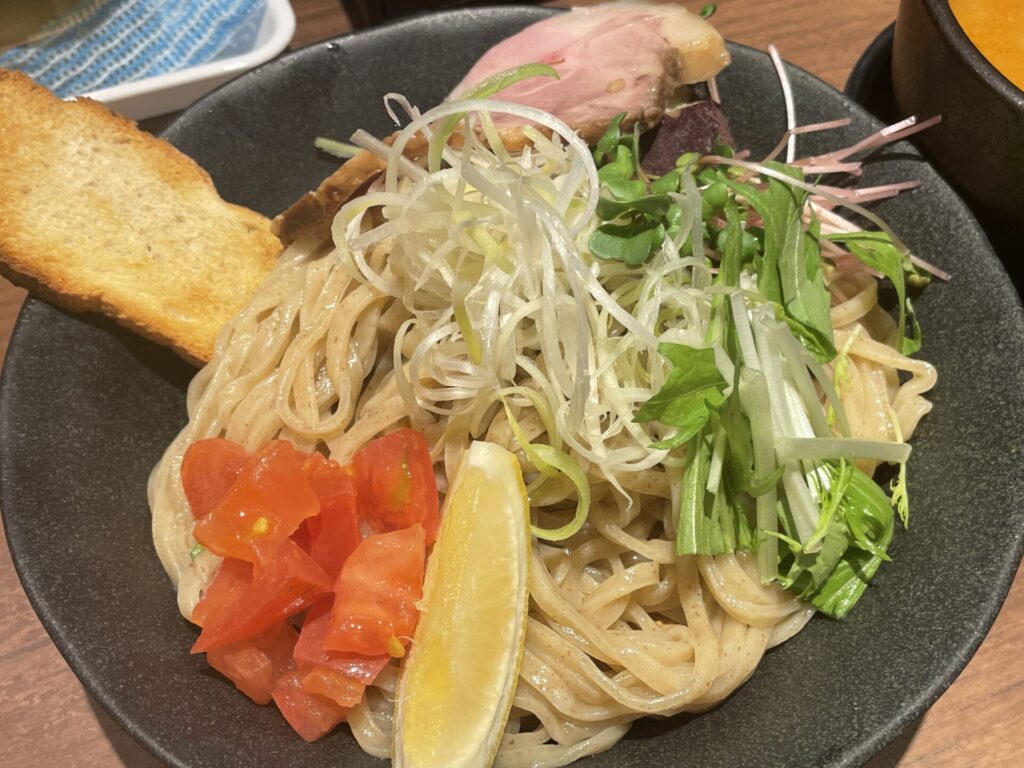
{"left": 676, "top": 432, "right": 724, "bottom": 554}
{"left": 597, "top": 145, "right": 645, "bottom": 200}
{"left": 724, "top": 165, "right": 804, "bottom": 306}
{"left": 823, "top": 230, "right": 923, "bottom": 355}
{"left": 635, "top": 343, "right": 728, "bottom": 447}
{"left": 721, "top": 385, "right": 752, "bottom": 488}
{"left": 779, "top": 217, "right": 836, "bottom": 361}
{"left": 665, "top": 201, "right": 684, "bottom": 242}
{"left": 699, "top": 3, "right": 718, "bottom": 19}
{"left": 711, "top": 135, "right": 733, "bottom": 157}
{"left": 791, "top": 518, "right": 851, "bottom": 592}
{"left": 596, "top": 193, "right": 672, "bottom": 220}
{"left": 602, "top": 175, "right": 647, "bottom": 202}
{"left": 589, "top": 219, "right": 665, "bottom": 267}
{"left": 705, "top": 200, "right": 743, "bottom": 355}
{"left": 722, "top": 166, "right": 836, "bottom": 361}
{"left": 702, "top": 180, "right": 728, "bottom": 214}
{"left": 594, "top": 112, "right": 626, "bottom": 164}
{"left": 890, "top": 462, "right": 910, "bottom": 528}
{"left": 793, "top": 464, "right": 895, "bottom": 618}
{"left": 650, "top": 169, "right": 682, "bottom": 194}
{"left": 840, "top": 466, "right": 894, "bottom": 561}
{"left": 717, "top": 199, "right": 744, "bottom": 287}
{"left": 804, "top": 459, "right": 853, "bottom": 551}
{"left": 676, "top": 424, "right": 756, "bottom": 556}
{"left": 675, "top": 151, "right": 700, "bottom": 170}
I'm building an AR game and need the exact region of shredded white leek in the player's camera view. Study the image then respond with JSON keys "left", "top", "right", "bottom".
{"left": 331, "top": 95, "right": 715, "bottom": 498}
{"left": 328, "top": 93, "right": 918, "bottom": 549}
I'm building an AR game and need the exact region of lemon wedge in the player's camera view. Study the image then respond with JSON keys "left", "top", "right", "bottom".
{"left": 393, "top": 441, "right": 531, "bottom": 768}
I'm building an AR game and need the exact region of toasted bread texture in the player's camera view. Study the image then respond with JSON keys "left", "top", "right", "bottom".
{"left": 0, "top": 69, "right": 281, "bottom": 365}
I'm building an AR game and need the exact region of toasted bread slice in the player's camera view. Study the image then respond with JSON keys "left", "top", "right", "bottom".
{"left": 0, "top": 70, "right": 281, "bottom": 365}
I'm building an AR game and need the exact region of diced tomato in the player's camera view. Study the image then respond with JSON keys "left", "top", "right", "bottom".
{"left": 183, "top": 433, "right": 439, "bottom": 738}
{"left": 193, "top": 441, "right": 321, "bottom": 562}
{"left": 191, "top": 557, "right": 252, "bottom": 628}
{"left": 206, "top": 621, "right": 298, "bottom": 705}
{"left": 354, "top": 429, "right": 439, "bottom": 543}
{"left": 294, "top": 599, "right": 390, "bottom": 684}
{"left": 299, "top": 666, "right": 365, "bottom": 708}
{"left": 323, "top": 524, "right": 426, "bottom": 656}
{"left": 272, "top": 662, "right": 349, "bottom": 742}
{"left": 192, "top": 540, "right": 331, "bottom": 653}
{"left": 301, "top": 451, "right": 332, "bottom": 480}
{"left": 302, "top": 455, "right": 361, "bottom": 579}
{"left": 181, "top": 438, "right": 250, "bottom": 519}
{"left": 291, "top": 519, "right": 313, "bottom": 553}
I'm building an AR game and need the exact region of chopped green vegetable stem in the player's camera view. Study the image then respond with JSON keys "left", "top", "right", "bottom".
{"left": 314, "top": 136, "right": 360, "bottom": 158}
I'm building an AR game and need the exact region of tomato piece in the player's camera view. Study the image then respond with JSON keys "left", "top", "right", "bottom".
{"left": 291, "top": 518, "right": 314, "bottom": 553}
{"left": 354, "top": 429, "right": 439, "bottom": 543}
{"left": 191, "top": 557, "right": 252, "bottom": 628}
{"left": 323, "top": 524, "right": 426, "bottom": 656}
{"left": 192, "top": 540, "right": 330, "bottom": 653}
{"left": 206, "top": 621, "right": 298, "bottom": 705}
{"left": 301, "top": 451, "right": 332, "bottom": 479}
{"left": 193, "top": 441, "right": 321, "bottom": 562}
{"left": 181, "top": 438, "right": 250, "bottom": 519}
{"left": 272, "top": 662, "right": 349, "bottom": 742}
{"left": 299, "top": 666, "right": 365, "bottom": 708}
{"left": 294, "top": 599, "right": 390, "bottom": 684}
{"left": 303, "top": 455, "right": 361, "bottom": 579}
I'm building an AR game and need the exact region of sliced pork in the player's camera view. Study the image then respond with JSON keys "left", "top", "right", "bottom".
{"left": 448, "top": 2, "right": 730, "bottom": 141}
{"left": 274, "top": 3, "right": 732, "bottom": 244}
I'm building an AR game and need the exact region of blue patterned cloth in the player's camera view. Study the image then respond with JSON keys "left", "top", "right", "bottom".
{"left": 0, "top": 0, "right": 266, "bottom": 97}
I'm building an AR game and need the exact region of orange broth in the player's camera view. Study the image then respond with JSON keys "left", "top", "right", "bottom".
{"left": 949, "top": 0, "right": 1024, "bottom": 91}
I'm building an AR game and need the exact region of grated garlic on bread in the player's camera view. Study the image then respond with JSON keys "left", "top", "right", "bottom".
{"left": 0, "top": 69, "right": 281, "bottom": 365}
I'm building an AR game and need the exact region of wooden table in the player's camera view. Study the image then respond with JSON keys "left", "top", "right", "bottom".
{"left": 0, "top": 1, "right": 1019, "bottom": 766}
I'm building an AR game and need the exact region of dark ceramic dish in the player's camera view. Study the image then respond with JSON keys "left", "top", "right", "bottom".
{"left": 2, "top": 7, "right": 1024, "bottom": 768}
{"left": 845, "top": 23, "right": 1019, "bottom": 290}
{"left": 892, "top": 0, "right": 1024, "bottom": 238}
{"left": 845, "top": 24, "right": 897, "bottom": 125}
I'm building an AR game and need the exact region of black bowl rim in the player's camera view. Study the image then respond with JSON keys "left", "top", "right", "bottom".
{"left": 921, "top": 0, "right": 1024, "bottom": 107}
{"left": 844, "top": 22, "right": 894, "bottom": 106}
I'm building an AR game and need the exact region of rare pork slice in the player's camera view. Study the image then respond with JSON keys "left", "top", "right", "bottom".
{"left": 273, "top": 2, "right": 731, "bottom": 245}
{"left": 447, "top": 2, "right": 730, "bottom": 142}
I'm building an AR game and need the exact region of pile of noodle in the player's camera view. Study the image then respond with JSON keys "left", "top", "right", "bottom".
{"left": 148, "top": 98, "right": 935, "bottom": 766}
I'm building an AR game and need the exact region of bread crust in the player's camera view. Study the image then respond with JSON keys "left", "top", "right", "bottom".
{"left": 0, "top": 69, "right": 282, "bottom": 365}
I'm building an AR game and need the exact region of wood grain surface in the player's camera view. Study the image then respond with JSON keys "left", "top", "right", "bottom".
{"left": 0, "top": 1, "right": 1019, "bottom": 766}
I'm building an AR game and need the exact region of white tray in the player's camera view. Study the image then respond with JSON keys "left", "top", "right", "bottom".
{"left": 82, "top": 0, "right": 296, "bottom": 120}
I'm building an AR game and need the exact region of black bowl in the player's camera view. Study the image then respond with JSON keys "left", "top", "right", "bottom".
{"left": 846, "top": 22, "right": 1020, "bottom": 289}
{"left": 2, "top": 6, "right": 1024, "bottom": 768}
{"left": 892, "top": 0, "right": 1024, "bottom": 237}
